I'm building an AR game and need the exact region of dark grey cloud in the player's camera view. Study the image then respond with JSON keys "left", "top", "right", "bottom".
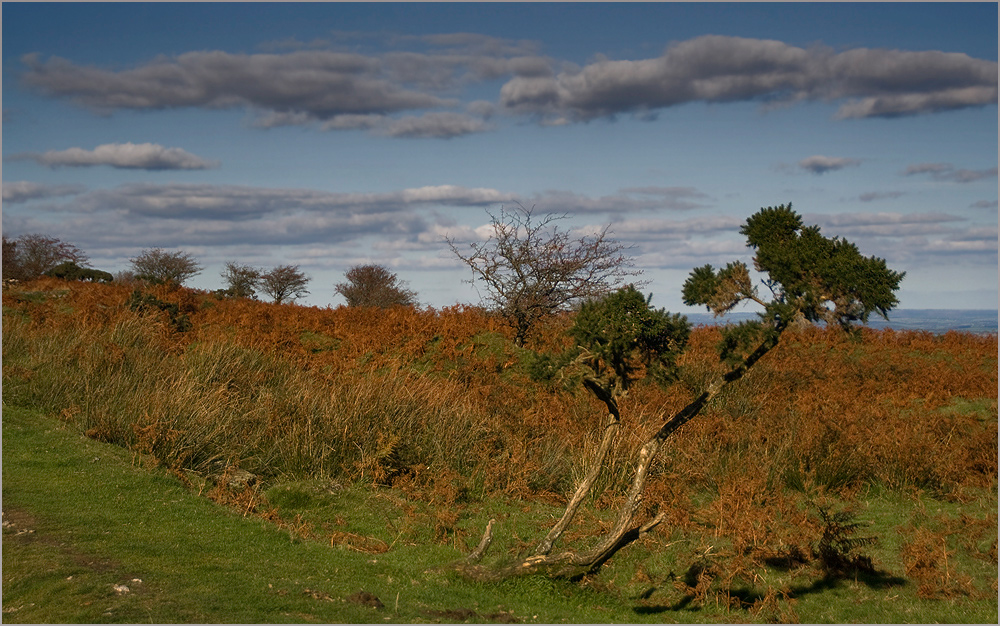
{"left": 9, "top": 142, "right": 219, "bottom": 170}
{"left": 798, "top": 155, "right": 862, "bottom": 174}
{"left": 18, "top": 39, "right": 552, "bottom": 138}
{"left": 2, "top": 180, "right": 86, "bottom": 203}
{"left": 499, "top": 35, "right": 997, "bottom": 122}
{"left": 903, "top": 162, "right": 998, "bottom": 183}
{"left": 21, "top": 50, "right": 453, "bottom": 119}
{"left": 28, "top": 181, "right": 724, "bottom": 256}
{"left": 382, "top": 112, "right": 493, "bottom": 138}
{"left": 19, "top": 34, "right": 995, "bottom": 139}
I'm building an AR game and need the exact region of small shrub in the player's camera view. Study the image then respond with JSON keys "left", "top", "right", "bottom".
{"left": 126, "top": 289, "right": 192, "bottom": 332}
{"left": 813, "top": 504, "right": 879, "bottom": 578}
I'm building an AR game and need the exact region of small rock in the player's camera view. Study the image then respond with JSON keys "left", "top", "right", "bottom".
{"left": 225, "top": 468, "right": 256, "bottom": 491}
{"left": 112, "top": 584, "right": 130, "bottom": 595}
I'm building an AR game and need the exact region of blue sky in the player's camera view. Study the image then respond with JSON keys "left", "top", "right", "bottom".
{"left": 3, "top": 2, "right": 997, "bottom": 312}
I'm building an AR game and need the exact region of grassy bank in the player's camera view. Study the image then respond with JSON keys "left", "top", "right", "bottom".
{"left": 4, "top": 404, "right": 997, "bottom": 623}
{"left": 2, "top": 404, "right": 626, "bottom": 623}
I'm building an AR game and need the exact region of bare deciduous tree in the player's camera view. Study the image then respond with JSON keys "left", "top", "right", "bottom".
{"left": 259, "top": 264, "right": 310, "bottom": 304}
{"left": 129, "top": 248, "right": 203, "bottom": 287}
{"left": 447, "top": 203, "right": 641, "bottom": 345}
{"left": 220, "top": 261, "right": 261, "bottom": 299}
{"left": 3, "top": 233, "right": 88, "bottom": 281}
{"left": 334, "top": 264, "right": 418, "bottom": 308}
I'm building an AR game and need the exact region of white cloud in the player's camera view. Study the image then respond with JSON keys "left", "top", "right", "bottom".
{"left": 2, "top": 180, "right": 86, "bottom": 203}
{"left": 11, "top": 142, "right": 219, "bottom": 170}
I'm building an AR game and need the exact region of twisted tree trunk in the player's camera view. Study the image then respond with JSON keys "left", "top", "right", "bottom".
{"left": 454, "top": 322, "right": 786, "bottom": 581}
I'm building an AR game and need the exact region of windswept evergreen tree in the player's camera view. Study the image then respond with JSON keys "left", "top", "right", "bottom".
{"left": 457, "top": 203, "right": 904, "bottom": 581}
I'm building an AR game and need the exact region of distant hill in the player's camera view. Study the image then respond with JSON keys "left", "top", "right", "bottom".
{"left": 685, "top": 309, "right": 998, "bottom": 335}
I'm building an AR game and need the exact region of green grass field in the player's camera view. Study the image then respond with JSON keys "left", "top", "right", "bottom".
{"left": 4, "top": 403, "right": 996, "bottom": 623}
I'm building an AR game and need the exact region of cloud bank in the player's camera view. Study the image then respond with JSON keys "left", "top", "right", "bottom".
{"left": 499, "top": 35, "right": 997, "bottom": 122}
{"left": 18, "top": 34, "right": 997, "bottom": 137}
{"left": 2, "top": 180, "right": 87, "bottom": 203}
{"left": 10, "top": 142, "right": 219, "bottom": 170}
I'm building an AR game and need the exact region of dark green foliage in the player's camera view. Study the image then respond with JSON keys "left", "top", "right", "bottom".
{"left": 684, "top": 203, "right": 905, "bottom": 362}
{"left": 44, "top": 261, "right": 114, "bottom": 283}
{"left": 527, "top": 348, "right": 584, "bottom": 388}
{"left": 570, "top": 285, "right": 690, "bottom": 391}
{"left": 714, "top": 320, "right": 767, "bottom": 367}
{"left": 739, "top": 204, "right": 905, "bottom": 329}
{"left": 682, "top": 264, "right": 722, "bottom": 309}
{"left": 682, "top": 262, "right": 755, "bottom": 317}
{"left": 814, "top": 504, "right": 879, "bottom": 578}
{"left": 126, "top": 289, "right": 192, "bottom": 332}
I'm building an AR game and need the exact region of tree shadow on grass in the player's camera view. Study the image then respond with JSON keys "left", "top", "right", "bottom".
{"left": 632, "top": 567, "right": 907, "bottom": 616}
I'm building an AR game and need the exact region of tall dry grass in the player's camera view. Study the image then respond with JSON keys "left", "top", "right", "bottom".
{"left": 3, "top": 280, "right": 996, "bottom": 503}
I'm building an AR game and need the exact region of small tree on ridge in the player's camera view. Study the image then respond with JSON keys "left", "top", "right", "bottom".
{"left": 259, "top": 264, "right": 310, "bottom": 304}
{"left": 447, "top": 203, "right": 640, "bottom": 346}
{"left": 335, "top": 264, "right": 418, "bottom": 308}
{"left": 3, "top": 233, "right": 89, "bottom": 281}
{"left": 220, "top": 261, "right": 261, "bottom": 299}
{"left": 130, "top": 248, "right": 203, "bottom": 287}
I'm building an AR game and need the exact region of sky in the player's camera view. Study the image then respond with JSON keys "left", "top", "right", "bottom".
{"left": 2, "top": 2, "right": 997, "bottom": 314}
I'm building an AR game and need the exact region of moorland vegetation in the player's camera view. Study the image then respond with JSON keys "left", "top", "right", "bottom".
{"left": 2, "top": 206, "right": 997, "bottom": 622}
